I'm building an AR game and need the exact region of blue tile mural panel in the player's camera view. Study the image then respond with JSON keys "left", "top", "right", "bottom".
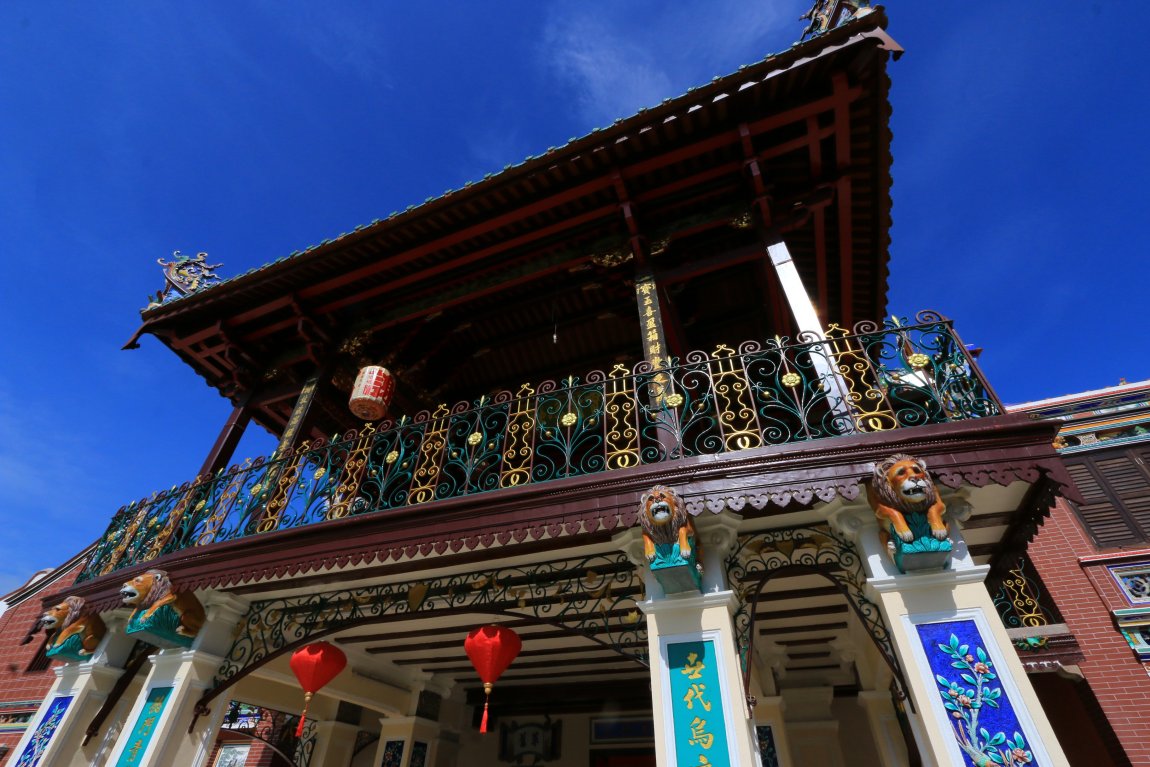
{"left": 666, "top": 640, "right": 732, "bottom": 767}
{"left": 410, "top": 740, "right": 428, "bottom": 767}
{"left": 756, "top": 724, "right": 779, "bottom": 767}
{"left": 116, "top": 686, "right": 173, "bottom": 767}
{"left": 915, "top": 619, "right": 1038, "bottom": 766}
{"left": 15, "top": 695, "right": 73, "bottom": 767}
{"left": 380, "top": 739, "right": 405, "bottom": 767}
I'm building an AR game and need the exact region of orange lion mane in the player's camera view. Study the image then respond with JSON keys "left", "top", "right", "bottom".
{"left": 638, "top": 485, "right": 697, "bottom": 563}
{"left": 120, "top": 569, "right": 206, "bottom": 638}
{"left": 867, "top": 453, "right": 948, "bottom": 545}
{"left": 41, "top": 596, "right": 105, "bottom": 655}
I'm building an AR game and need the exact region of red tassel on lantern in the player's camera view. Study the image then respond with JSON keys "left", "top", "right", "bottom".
{"left": 464, "top": 625, "right": 521, "bottom": 733}
{"left": 289, "top": 642, "right": 347, "bottom": 737}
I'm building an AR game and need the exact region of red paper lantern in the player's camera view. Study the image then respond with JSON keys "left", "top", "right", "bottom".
{"left": 289, "top": 641, "right": 347, "bottom": 737}
{"left": 464, "top": 625, "right": 521, "bottom": 733}
{"left": 349, "top": 366, "right": 395, "bottom": 421}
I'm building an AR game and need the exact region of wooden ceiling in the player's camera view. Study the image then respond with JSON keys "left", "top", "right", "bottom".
{"left": 129, "top": 13, "right": 900, "bottom": 443}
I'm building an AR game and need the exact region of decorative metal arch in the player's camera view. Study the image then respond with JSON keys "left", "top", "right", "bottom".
{"left": 193, "top": 552, "right": 647, "bottom": 721}
{"left": 218, "top": 701, "right": 316, "bottom": 767}
{"left": 725, "top": 525, "right": 910, "bottom": 706}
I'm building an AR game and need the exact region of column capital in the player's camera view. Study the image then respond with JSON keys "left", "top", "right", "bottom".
{"left": 866, "top": 564, "right": 990, "bottom": 596}
{"left": 637, "top": 589, "right": 739, "bottom": 616}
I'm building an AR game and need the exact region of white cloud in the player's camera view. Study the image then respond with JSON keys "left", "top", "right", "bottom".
{"left": 541, "top": 1, "right": 802, "bottom": 126}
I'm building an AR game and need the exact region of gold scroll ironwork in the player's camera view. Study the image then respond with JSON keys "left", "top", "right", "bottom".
{"left": 823, "top": 323, "right": 898, "bottom": 432}
{"left": 500, "top": 384, "right": 536, "bottom": 488}
{"left": 709, "top": 344, "right": 763, "bottom": 452}
{"left": 409, "top": 405, "right": 451, "bottom": 504}
{"left": 604, "top": 364, "right": 641, "bottom": 469}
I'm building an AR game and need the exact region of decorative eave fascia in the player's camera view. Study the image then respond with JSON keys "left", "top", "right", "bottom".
{"left": 64, "top": 412, "right": 1068, "bottom": 611}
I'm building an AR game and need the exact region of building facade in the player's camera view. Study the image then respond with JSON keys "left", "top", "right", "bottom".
{"left": 1013, "top": 381, "right": 1150, "bottom": 766}
{"left": 3, "top": 7, "right": 1138, "bottom": 767}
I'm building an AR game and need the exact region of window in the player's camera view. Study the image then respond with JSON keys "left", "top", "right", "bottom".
{"left": 25, "top": 638, "right": 50, "bottom": 673}
{"left": 1062, "top": 445, "right": 1150, "bottom": 547}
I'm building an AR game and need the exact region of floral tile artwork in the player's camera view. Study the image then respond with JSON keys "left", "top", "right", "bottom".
{"left": 916, "top": 619, "right": 1037, "bottom": 766}
{"left": 410, "top": 740, "right": 428, "bottom": 767}
{"left": 756, "top": 725, "right": 779, "bottom": 767}
{"left": 381, "top": 739, "right": 405, "bottom": 767}
{"left": 15, "top": 696, "right": 73, "bottom": 767}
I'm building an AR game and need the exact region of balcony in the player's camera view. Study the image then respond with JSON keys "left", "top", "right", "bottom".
{"left": 79, "top": 311, "right": 1000, "bottom": 582}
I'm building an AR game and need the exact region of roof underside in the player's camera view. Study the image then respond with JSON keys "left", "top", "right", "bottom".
{"left": 133, "top": 13, "right": 899, "bottom": 440}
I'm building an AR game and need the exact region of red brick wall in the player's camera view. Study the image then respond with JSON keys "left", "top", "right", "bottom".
{"left": 0, "top": 560, "right": 85, "bottom": 766}
{"left": 1028, "top": 498, "right": 1150, "bottom": 766}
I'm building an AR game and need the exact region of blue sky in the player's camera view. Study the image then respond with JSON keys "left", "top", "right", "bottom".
{"left": 1, "top": 3, "right": 1146, "bottom": 593}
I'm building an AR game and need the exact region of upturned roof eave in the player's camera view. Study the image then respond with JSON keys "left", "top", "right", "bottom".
{"left": 129, "top": 9, "right": 895, "bottom": 338}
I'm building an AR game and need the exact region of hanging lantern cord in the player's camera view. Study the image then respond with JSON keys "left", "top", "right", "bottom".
{"left": 295, "top": 691, "right": 313, "bottom": 738}
{"left": 481, "top": 681, "right": 493, "bottom": 733}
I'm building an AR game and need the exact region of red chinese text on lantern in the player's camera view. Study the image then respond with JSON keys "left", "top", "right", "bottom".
{"left": 289, "top": 641, "right": 347, "bottom": 737}
{"left": 464, "top": 625, "right": 521, "bottom": 733}
{"left": 349, "top": 366, "right": 395, "bottom": 421}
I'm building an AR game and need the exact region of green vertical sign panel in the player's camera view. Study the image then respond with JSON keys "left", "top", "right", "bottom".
{"left": 667, "top": 640, "right": 731, "bottom": 767}
{"left": 116, "top": 686, "right": 173, "bottom": 767}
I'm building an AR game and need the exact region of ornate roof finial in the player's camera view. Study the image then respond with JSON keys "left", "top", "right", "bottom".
{"left": 799, "top": 0, "right": 873, "bottom": 41}
{"left": 147, "top": 251, "right": 223, "bottom": 307}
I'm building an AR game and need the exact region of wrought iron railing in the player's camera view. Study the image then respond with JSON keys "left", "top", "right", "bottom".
{"left": 79, "top": 311, "right": 1000, "bottom": 582}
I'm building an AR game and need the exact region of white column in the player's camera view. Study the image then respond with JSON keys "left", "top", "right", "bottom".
{"left": 641, "top": 591, "right": 761, "bottom": 767}
{"left": 857, "top": 691, "right": 909, "bottom": 767}
{"left": 780, "top": 687, "right": 844, "bottom": 767}
{"left": 7, "top": 614, "right": 135, "bottom": 767}
{"left": 832, "top": 506, "right": 1070, "bottom": 766}
{"left": 101, "top": 593, "right": 246, "bottom": 767}
{"left": 310, "top": 719, "right": 359, "bottom": 767}
{"left": 764, "top": 239, "right": 855, "bottom": 427}
{"left": 372, "top": 716, "right": 441, "bottom": 767}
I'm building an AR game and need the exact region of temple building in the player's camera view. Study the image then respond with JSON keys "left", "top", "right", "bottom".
{"left": 4, "top": 5, "right": 1143, "bottom": 767}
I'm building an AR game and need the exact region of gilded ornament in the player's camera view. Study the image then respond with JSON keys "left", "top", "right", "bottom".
{"left": 194, "top": 499, "right": 207, "bottom": 511}
{"left": 467, "top": 432, "right": 483, "bottom": 446}
{"left": 560, "top": 412, "right": 578, "bottom": 427}
{"left": 664, "top": 393, "right": 684, "bottom": 408}
{"left": 313, "top": 467, "right": 327, "bottom": 481}
{"left": 908, "top": 353, "right": 930, "bottom": 369}
{"left": 385, "top": 451, "right": 399, "bottom": 464}
{"left": 250, "top": 484, "right": 263, "bottom": 496}
{"left": 781, "top": 372, "right": 802, "bottom": 387}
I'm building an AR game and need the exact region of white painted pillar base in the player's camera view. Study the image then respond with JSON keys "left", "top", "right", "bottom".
{"left": 640, "top": 591, "right": 761, "bottom": 767}
{"left": 7, "top": 614, "right": 136, "bottom": 767}
{"left": 780, "top": 687, "right": 844, "bottom": 767}
{"left": 102, "top": 593, "right": 247, "bottom": 767}
{"left": 373, "top": 716, "right": 441, "bottom": 767}
{"left": 310, "top": 719, "right": 358, "bottom": 767}
{"left": 751, "top": 696, "right": 792, "bottom": 767}
{"left": 834, "top": 508, "right": 1071, "bottom": 766}
{"left": 857, "top": 691, "right": 910, "bottom": 767}
{"left": 102, "top": 648, "right": 226, "bottom": 767}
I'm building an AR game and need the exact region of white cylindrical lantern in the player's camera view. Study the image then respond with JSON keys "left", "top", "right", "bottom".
{"left": 349, "top": 366, "right": 395, "bottom": 421}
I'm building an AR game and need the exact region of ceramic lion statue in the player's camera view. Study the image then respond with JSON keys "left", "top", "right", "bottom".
{"left": 41, "top": 596, "right": 105, "bottom": 657}
{"left": 639, "top": 485, "right": 697, "bottom": 563}
{"left": 120, "top": 569, "right": 206, "bottom": 637}
{"left": 867, "top": 454, "right": 948, "bottom": 546}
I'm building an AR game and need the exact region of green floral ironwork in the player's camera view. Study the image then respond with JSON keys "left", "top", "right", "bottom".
{"left": 725, "top": 525, "right": 908, "bottom": 701}
{"left": 933, "top": 635, "right": 1035, "bottom": 766}
{"left": 198, "top": 552, "right": 646, "bottom": 709}
{"left": 80, "top": 311, "right": 1000, "bottom": 582}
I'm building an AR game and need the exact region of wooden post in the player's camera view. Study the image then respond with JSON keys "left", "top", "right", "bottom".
{"left": 198, "top": 395, "right": 254, "bottom": 478}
